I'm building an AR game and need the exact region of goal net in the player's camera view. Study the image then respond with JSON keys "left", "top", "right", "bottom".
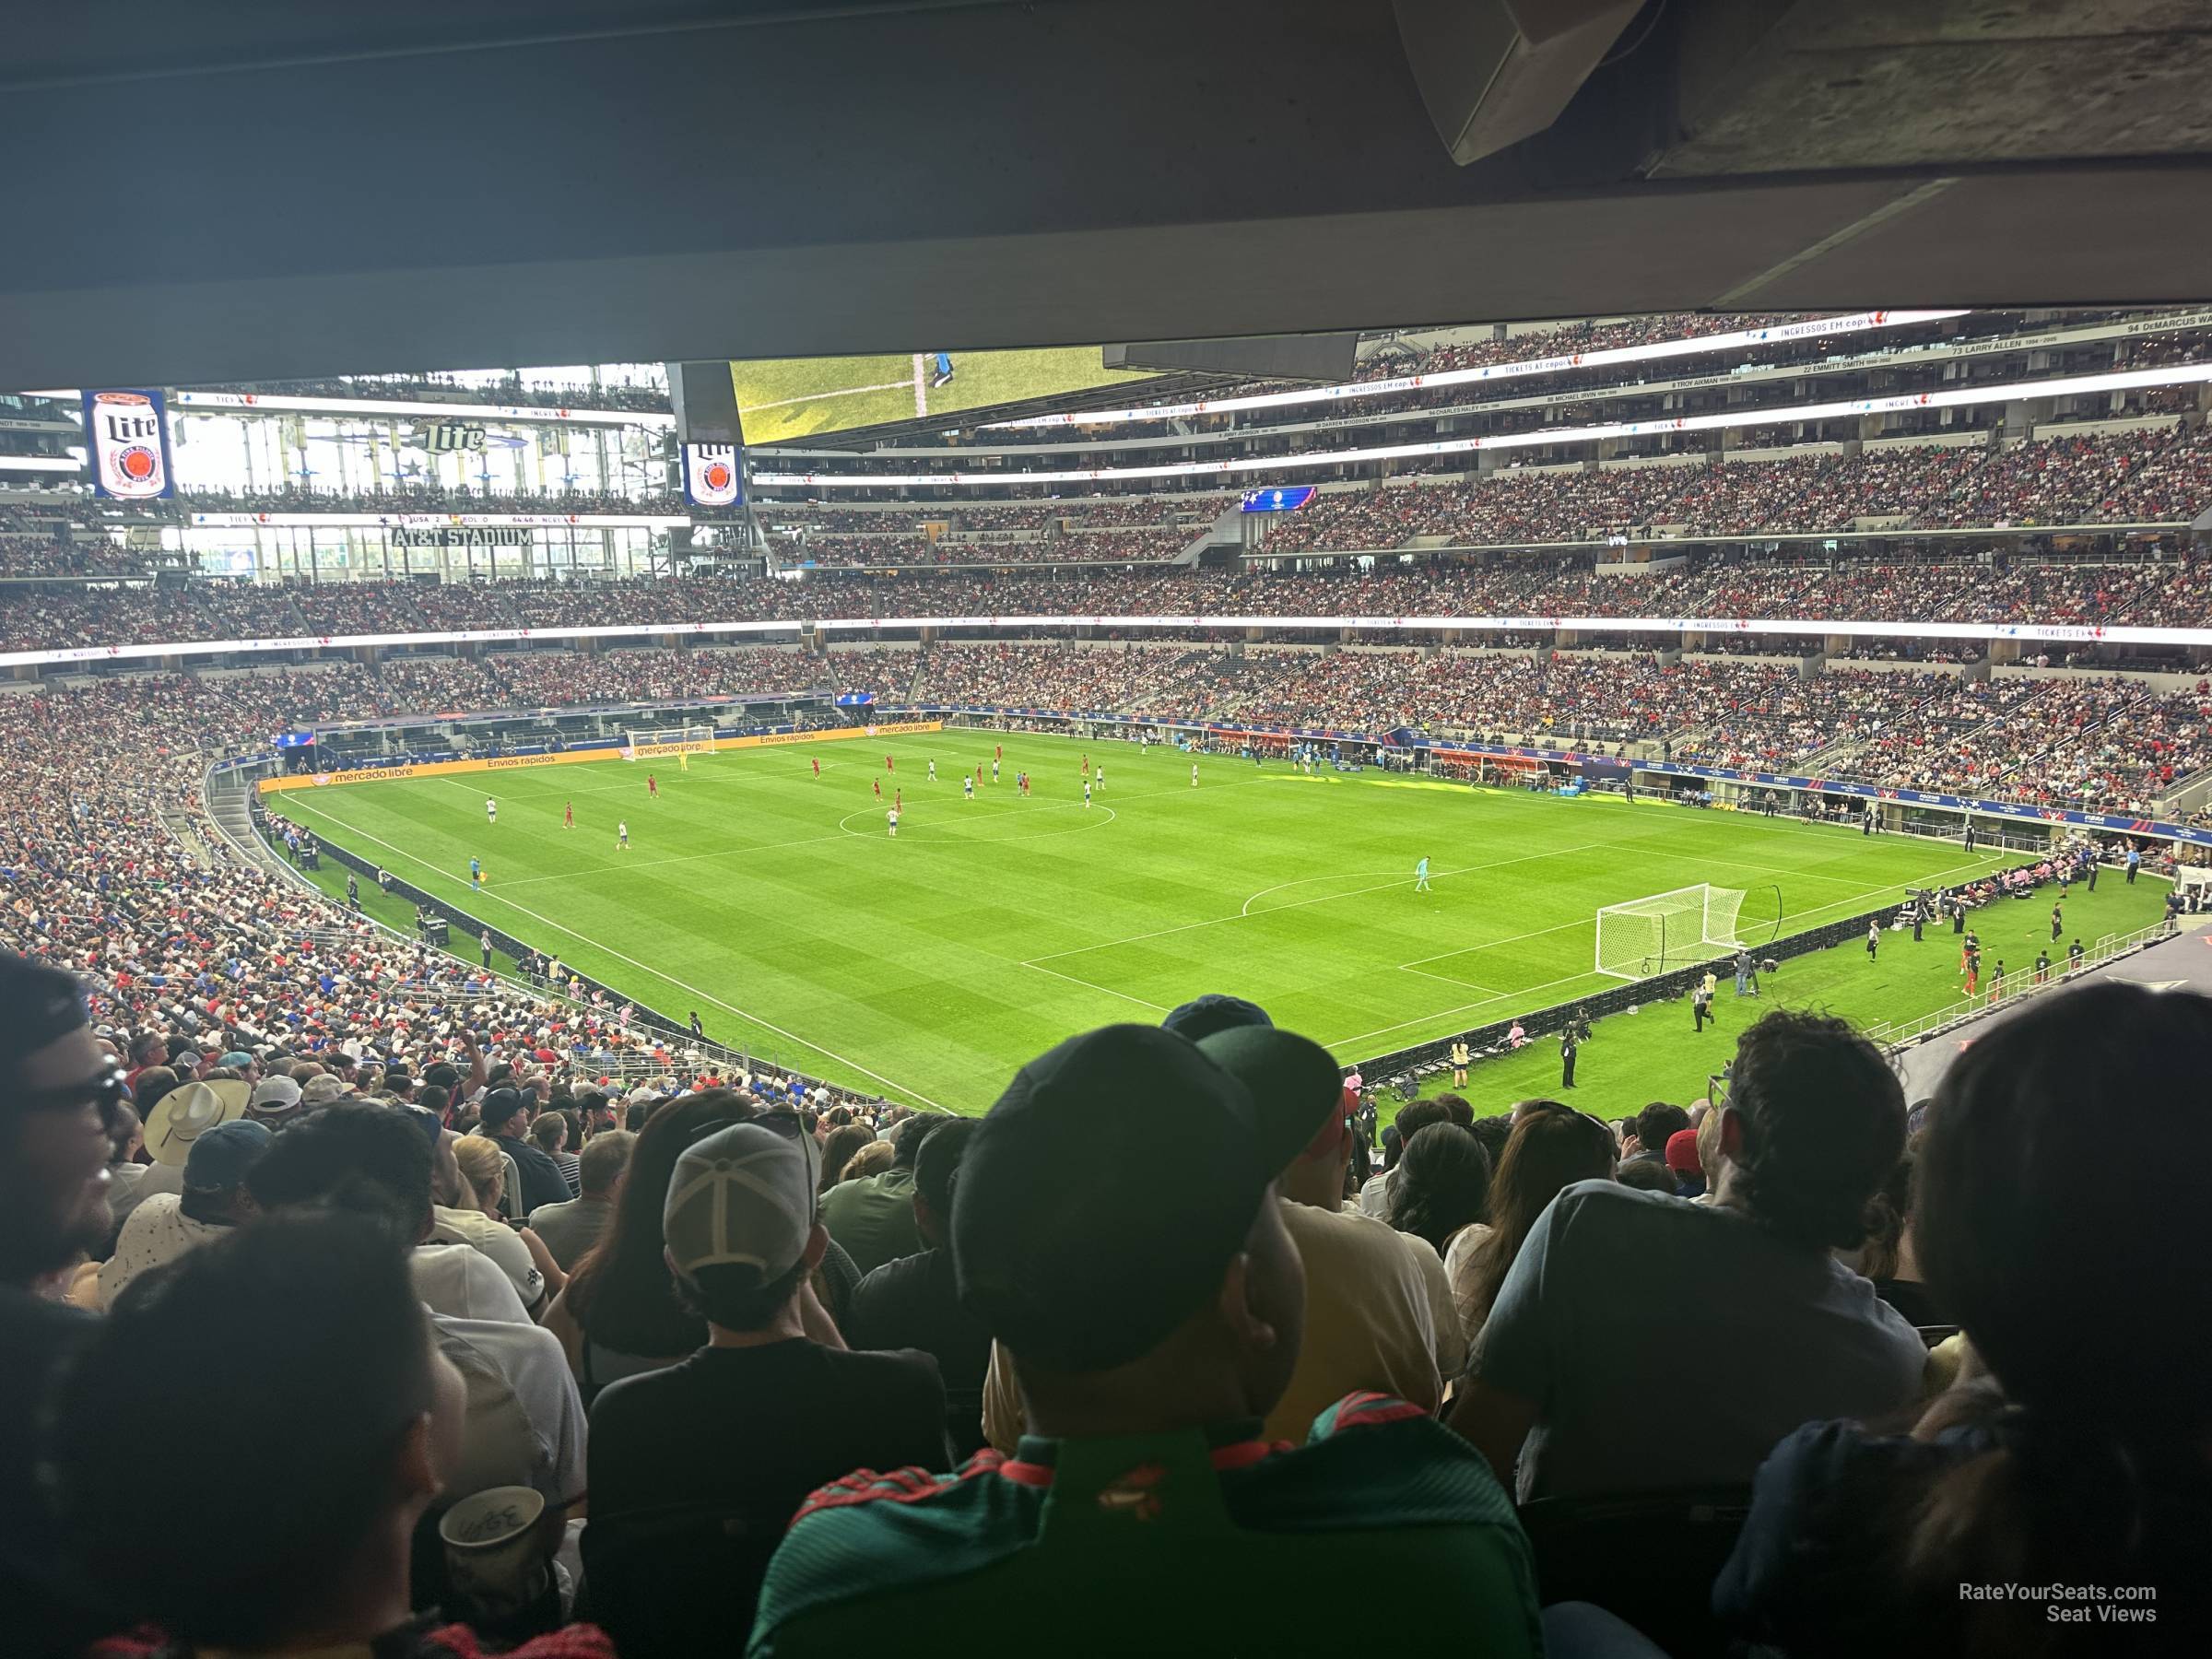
{"left": 620, "top": 724, "right": 715, "bottom": 762}
{"left": 1594, "top": 883, "right": 1749, "bottom": 980}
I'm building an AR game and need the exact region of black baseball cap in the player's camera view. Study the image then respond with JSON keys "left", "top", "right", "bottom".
{"left": 478, "top": 1088, "right": 527, "bottom": 1131}
{"left": 1160, "top": 993, "right": 1273, "bottom": 1042}
{"left": 953, "top": 1022, "right": 1335, "bottom": 1374}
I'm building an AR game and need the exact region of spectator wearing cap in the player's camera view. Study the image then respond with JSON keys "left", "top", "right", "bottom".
{"left": 982, "top": 1023, "right": 1465, "bottom": 1454}
{"left": 42, "top": 1211, "right": 613, "bottom": 1659}
{"left": 1716, "top": 984, "right": 2212, "bottom": 1656}
{"left": 478, "top": 1087, "right": 570, "bottom": 1218}
{"left": 747, "top": 1025, "right": 1540, "bottom": 1657}
{"left": 97, "top": 1119, "right": 271, "bottom": 1308}
{"left": 1451, "top": 1009, "right": 1927, "bottom": 1502}
{"left": 1664, "top": 1128, "right": 1706, "bottom": 1199}
{"left": 218, "top": 1050, "right": 260, "bottom": 1083}
{"left": 247, "top": 1105, "right": 587, "bottom": 1597}
{"left": 818, "top": 1112, "right": 940, "bottom": 1275}
{"left": 245, "top": 1073, "right": 305, "bottom": 1131}
{"left": 301, "top": 1073, "right": 352, "bottom": 1108}
{"left": 0, "top": 954, "right": 119, "bottom": 1653}
{"left": 529, "top": 1130, "right": 634, "bottom": 1272}
{"left": 583, "top": 1118, "right": 947, "bottom": 1652}
{"left": 843, "top": 1119, "right": 993, "bottom": 1456}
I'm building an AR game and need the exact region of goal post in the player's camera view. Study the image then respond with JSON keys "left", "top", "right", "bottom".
{"left": 1594, "top": 883, "right": 1752, "bottom": 980}
{"left": 621, "top": 723, "right": 716, "bottom": 763}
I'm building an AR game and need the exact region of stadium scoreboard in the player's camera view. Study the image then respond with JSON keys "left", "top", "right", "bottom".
{"left": 1240, "top": 485, "right": 1317, "bottom": 512}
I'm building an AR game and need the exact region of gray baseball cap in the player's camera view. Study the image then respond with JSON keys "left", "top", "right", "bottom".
{"left": 663, "top": 1122, "right": 819, "bottom": 1281}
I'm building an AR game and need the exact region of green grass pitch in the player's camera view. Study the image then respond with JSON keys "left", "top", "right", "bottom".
{"left": 278, "top": 730, "right": 2168, "bottom": 1119}
{"left": 730, "top": 348, "right": 1154, "bottom": 444}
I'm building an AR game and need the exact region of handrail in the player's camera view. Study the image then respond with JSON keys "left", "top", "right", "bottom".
{"left": 1864, "top": 917, "right": 2181, "bottom": 1053}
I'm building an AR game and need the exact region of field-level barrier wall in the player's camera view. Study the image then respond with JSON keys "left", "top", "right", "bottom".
{"left": 1350, "top": 902, "right": 1899, "bottom": 1095}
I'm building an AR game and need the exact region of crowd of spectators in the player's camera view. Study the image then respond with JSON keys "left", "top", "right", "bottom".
{"left": 1261, "top": 425, "right": 2212, "bottom": 553}
{"left": 13, "top": 542, "right": 2212, "bottom": 657}
{"left": 6, "top": 941, "right": 2205, "bottom": 1655}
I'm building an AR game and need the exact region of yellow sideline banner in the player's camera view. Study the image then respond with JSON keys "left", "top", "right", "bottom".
{"left": 254, "top": 721, "right": 943, "bottom": 794}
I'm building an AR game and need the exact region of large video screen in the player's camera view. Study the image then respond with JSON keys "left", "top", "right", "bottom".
{"left": 730, "top": 347, "right": 1158, "bottom": 444}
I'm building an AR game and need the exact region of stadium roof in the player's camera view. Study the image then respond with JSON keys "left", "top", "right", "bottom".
{"left": 5, "top": 1, "right": 2211, "bottom": 390}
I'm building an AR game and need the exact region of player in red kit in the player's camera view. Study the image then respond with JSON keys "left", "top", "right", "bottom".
{"left": 873, "top": 779, "right": 881, "bottom": 799}
{"left": 647, "top": 773, "right": 658, "bottom": 798}
{"left": 1082, "top": 755, "right": 1089, "bottom": 775}
{"left": 563, "top": 801, "right": 573, "bottom": 830}
{"left": 994, "top": 743, "right": 1002, "bottom": 762}
{"left": 811, "top": 758, "right": 820, "bottom": 778}
{"left": 886, "top": 754, "right": 894, "bottom": 772}
{"left": 976, "top": 763, "right": 983, "bottom": 786}
{"left": 895, "top": 788, "right": 902, "bottom": 811}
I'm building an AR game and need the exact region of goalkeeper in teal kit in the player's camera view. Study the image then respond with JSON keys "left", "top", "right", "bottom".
{"left": 1415, "top": 856, "right": 1431, "bottom": 893}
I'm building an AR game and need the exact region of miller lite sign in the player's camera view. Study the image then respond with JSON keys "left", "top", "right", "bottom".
{"left": 683, "top": 442, "right": 743, "bottom": 508}
{"left": 411, "top": 419, "right": 488, "bottom": 453}
{"left": 83, "top": 388, "right": 175, "bottom": 500}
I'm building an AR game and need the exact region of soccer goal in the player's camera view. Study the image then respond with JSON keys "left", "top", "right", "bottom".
{"left": 1594, "top": 884, "right": 1751, "bottom": 979}
{"left": 620, "top": 724, "right": 716, "bottom": 762}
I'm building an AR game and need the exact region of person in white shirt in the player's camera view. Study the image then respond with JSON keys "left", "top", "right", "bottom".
{"left": 99, "top": 1120, "right": 270, "bottom": 1310}
{"left": 486, "top": 796, "right": 498, "bottom": 824}
{"left": 245, "top": 1102, "right": 587, "bottom": 1524}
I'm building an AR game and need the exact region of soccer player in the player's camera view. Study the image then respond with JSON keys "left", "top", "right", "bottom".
{"left": 468, "top": 855, "right": 481, "bottom": 884}
{"left": 2050, "top": 902, "right": 2064, "bottom": 942}
{"left": 874, "top": 778, "right": 882, "bottom": 800}
{"left": 485, "top": 796, "right": 497, "bottom": 825}
{"left": 647, "top": 773, "right": 658, "bottom": 799}
{"left": 994, "top": 742, "right": 1002, "bottom": 763}
{"left": 1414, "top": 855, "right": 1430, "bottom": 892}
{"left": 563, "top": 801, "right": 573, "bottom": 830}
{"left": 618, "top": 820, "right": 629, "bottom": 851}
{"left": 975, "top": 763, "right": 983, "bottom": 787}
{"left": 888, "top": 806, "right": 900, "bottom": 837}
{"left": 1096, "top": 764, "right": 1104, "bottom": 791}
{"left": 963, "top": 773, "right": 974, "bottom": 801}
{"left": 927, "top": 759, "right": 936, "bottom": 782}
{"left": 1083, "top": 779, "right": 1091, "bottom": 808}
{"left": 1082, "top": 754, "right": 1089, "bottom": 776}
{"left": 1191, "top": 761, "right": 1199, "bottom": 788}
{"left": 896, "top": 788, "right": 902, "bottom": 812}
{"left": 930, "top": 350, "right": 954, "bottom": 388}
{"left": 992, "top": 759, "right": 1000, "bottom": 784}
{"left": 812, "top": 758, "right": 820, "bottom": 778}
{"left": 886, "top": 754, "right": 894, "bottom": 773}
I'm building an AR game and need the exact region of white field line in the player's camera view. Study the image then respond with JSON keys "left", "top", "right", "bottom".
{"left": 282, "top": 796, "right": 948, "bottom": 1109}
{"left": 912, "top": 353, "right": 928, "bottom": 417}
{"left": 1021, "top": 960, "right": 1171, "bottom": 1015}
{"left": 744, "top": 379, "right": 912, "bottom": 413}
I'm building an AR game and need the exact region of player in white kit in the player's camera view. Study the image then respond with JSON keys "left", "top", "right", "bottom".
{"left": 486, "top": 796, "right": 498, "bottom": 824}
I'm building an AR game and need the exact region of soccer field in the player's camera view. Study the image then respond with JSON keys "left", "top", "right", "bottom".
{"left": 731, "top": 347, "right": 1153, "bottom": 443}
{"left": 279, "top": 730, "right": 2168, "bottom": 1117}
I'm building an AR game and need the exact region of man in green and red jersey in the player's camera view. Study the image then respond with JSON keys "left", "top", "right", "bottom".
{"left": 745, "top": 1023, "right": 1539, "bottom": 1657}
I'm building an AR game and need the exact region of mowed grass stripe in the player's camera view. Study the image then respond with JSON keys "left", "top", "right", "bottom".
{"left": 288, "top": 733, "right": 2165, "bottom": 1116}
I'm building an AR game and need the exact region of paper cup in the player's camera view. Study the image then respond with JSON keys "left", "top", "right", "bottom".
{"left": 439, "top": 1485, "right": 548, "bottom": 1617}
